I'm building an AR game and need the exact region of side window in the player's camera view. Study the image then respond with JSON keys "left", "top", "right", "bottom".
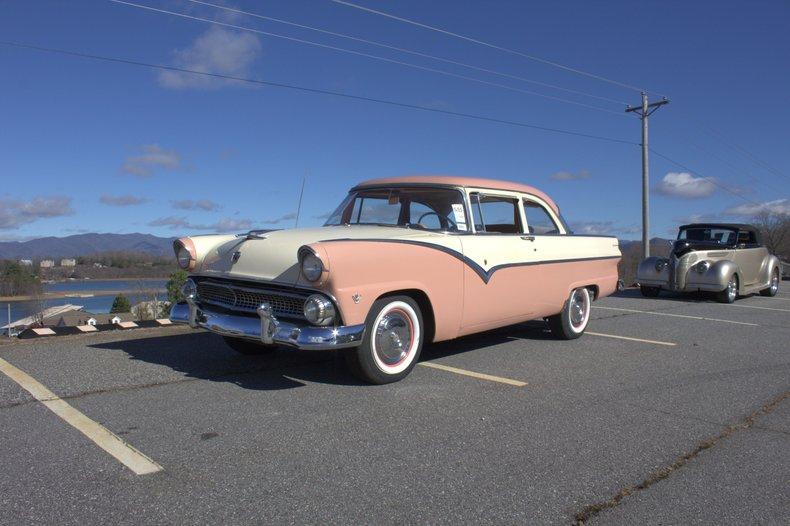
{"left": 470, "top": 193, "right": 523, "bottom": 234}
{"left": 523, "top": 200, "right": 560, "bottom": 234}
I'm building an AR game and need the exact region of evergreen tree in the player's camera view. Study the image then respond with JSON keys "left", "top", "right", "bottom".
{"left": 110, "top": 294, "right": 131, "bottom": 313}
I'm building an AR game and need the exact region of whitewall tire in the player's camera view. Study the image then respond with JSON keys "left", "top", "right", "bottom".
{"left": 346, "top": 296, "right": 423, "bottom": 384}
{"left": 548, "top": 287, "right": 591, "bottom": 340}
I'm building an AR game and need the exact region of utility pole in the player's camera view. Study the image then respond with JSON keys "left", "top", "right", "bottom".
{"left": 626, "top": 93, "right": 669, "bottom": 258}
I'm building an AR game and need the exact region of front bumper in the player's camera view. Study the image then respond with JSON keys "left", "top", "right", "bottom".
{"left": 170, "top": 301, "right": 365, "bottom": 350}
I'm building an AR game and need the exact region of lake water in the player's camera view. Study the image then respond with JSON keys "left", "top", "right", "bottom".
{"left": 3, "top": 279, "right": 168, "bottom": 324}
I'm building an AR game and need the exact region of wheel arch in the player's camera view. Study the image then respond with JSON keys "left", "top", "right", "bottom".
{"left": 376, "top": 289, "right": 436, "bottom": 344}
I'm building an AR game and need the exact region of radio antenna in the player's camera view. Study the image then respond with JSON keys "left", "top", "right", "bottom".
{"left": 294, "top": 173, "right": 306, "bottom": 228}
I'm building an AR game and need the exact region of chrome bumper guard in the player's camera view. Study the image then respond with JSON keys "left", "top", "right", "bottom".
{"left": 170, "top": 300, "right": 365, "bottom": 350}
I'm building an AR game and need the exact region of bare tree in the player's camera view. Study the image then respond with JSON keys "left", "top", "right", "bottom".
{"left": 753, "top": 211, "right": 790, "bottom": 258}
{"left": 30, "top": 287, "right": 47, "bottom": 327}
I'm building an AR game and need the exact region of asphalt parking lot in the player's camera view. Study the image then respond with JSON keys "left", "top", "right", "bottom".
{"left": 1, "top": 289, "right": 788, "bottom": 525}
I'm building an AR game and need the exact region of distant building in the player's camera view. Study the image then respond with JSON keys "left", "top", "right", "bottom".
{"left": 19, "top": 259, "right": 33, "bottom": 267}
{"left": 60, "top": 258, "right": 77, "bottom": 267}
{"left": 40, "top": 260, "right": 55, "bottom": 268}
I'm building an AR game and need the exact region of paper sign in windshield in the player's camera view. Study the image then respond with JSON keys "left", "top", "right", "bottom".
{"left": 452, "top": 204, "right": 467, "bottom": 231}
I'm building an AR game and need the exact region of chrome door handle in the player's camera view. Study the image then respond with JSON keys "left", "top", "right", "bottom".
{"left": 521, "top": 235, "right": 535, "bottom": 241}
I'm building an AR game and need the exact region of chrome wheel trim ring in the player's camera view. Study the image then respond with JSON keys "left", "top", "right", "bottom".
{"left": 771, "top": 271, "right": 779, "bottom": 294}
{"left": 728, "top": 276, "right": 737, "bottom": 301}
{"left": 370, "top": 301, "right": 420, "bottom": 375}
{"left": 568, "top": 288, "right": 590, "bottom": 333}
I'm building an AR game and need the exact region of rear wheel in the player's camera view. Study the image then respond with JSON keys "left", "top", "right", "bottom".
{"left": 345, "top": 296, "right": 423, "bottom": 384}
{"left": 760, "top": 268, "right": 780, "bottom": 297}
{"left": 222, "top": 336, "right": 278, "bottom": 355}
{"left": 640, "top": 285, "right": 660, "bottom": 297}
{"left": 717, "top": 274, "right": 738, "bottom": 303}
{"left": 548, "top": 287, "right": 591, "bottom": 340}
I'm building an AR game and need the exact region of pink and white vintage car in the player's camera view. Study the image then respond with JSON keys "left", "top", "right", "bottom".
{"left": 170, "top": 176, "right": 621, "bottom": 383}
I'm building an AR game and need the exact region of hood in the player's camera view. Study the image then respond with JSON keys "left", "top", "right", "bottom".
{"left": 197, "top": 225, "right": 446, "bottom": 284}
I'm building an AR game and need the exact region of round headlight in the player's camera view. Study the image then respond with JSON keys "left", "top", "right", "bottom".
{"left": 180, "top": 278, "right": 197, "bottom": 300}
{"left": 655, "top": 259, "right": 667, "bottom": 272}
{"left": 301, "top": 253, "right": 324, "bottom": 282}
{"left": 303, "top": 294, "right": 335, "bottom": 326}
{"left": 696, "top": 261, "right": 710, "bottom": 274}
{"left": 176, "top": 245, "right": 193, "bottom": 269}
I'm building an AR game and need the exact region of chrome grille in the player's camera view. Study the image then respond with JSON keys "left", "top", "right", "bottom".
{"left": 197, "top": 281, "right": 306, "bottom": 318}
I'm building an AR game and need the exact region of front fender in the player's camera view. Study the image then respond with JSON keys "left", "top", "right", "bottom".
{"left": 305, "top": 239, "right": 465, "bottom": 341}
{"left": 687, "top": 259, "right": 739, "bottom": 291}
{"left": 636, "top": 256, "right": 670, "bottom": 285}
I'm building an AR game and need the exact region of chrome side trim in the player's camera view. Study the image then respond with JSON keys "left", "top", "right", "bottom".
{"left": 170, "top": 302, "right": 365, "bottom": 350}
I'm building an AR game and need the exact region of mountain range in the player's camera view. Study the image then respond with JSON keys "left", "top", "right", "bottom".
{"left": 0, "top": 233, "right": 176, "bottom": 259}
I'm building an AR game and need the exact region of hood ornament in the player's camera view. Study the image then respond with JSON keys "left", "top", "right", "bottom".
{"left": 231, "top": 251, "right": 242, "bottom": 263}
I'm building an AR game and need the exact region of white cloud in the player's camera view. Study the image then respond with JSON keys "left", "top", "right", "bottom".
{"left": 550, "top": 169, "right": 590, "bottom": 181}
{"left": 654, "top": 172, "right": 716, "bottom": 199}
{"left": 147, "top": 216, "right": 252, "bottom": 232}
{"left": 122, "top": 144, "right": 182, "bottom": 177}
{"left": 262, "top": 212, "right": 297, "bottom": 225}
{"left": 725, "top": 199, "right": 790, "bottom": 216}
{"left": 158, "top": 26, "right": 262, "bottom": 90}
{"left": 673, "top": 213, "right": 721, "bottom": 224}
{"left": 100, "top": 194, "right": 148, "bottom": 206}
{"left": 568, "top": 221, "right": 639, "bottom": 236}
{"left": 0, "top": 196, "right": 74, "bottom": 230}
{"left": 171, "top": 199, "right": 221, "bottom": 212}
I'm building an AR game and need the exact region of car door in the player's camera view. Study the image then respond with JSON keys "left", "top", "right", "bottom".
{"left": 458, "top": 191, "right": 536, "bottom": 333}
{"left": 731, "top": 230, "right": 766, "bottom": 286}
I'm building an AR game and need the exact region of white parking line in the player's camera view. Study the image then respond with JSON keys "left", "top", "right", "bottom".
{"left": 0, "top": 357, "right": 163, "bottom": 476}
{"left": 419, "top": 361, "right": 527, "bottom": 387}
{"left": 729, "top": 304, "right": 790, "bottom": 313}
{"left": 586, "top": 332, "right": 676, "bottom": 346}
{"left": 593, "top": 306, "right": 759, "bottom": 326}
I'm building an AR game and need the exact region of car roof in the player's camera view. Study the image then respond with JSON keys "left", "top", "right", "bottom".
{"left": 679, "top": 223, "right": 758, "bottom": 232}
{"left": 354, "top": 175, "right": 559, "bottom": 213}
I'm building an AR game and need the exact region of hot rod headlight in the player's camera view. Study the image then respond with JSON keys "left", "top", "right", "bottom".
{"left": 303, "top": 294, "right": 335, "bottom": 325}
{"left": 300, "top": 252, "right": 324, "bottom": 282}
{"left": 655, "top": 259, "right": 668, "bottom": 272}
{"left": 696, "top": 261, "right": 711, "bottom": 274}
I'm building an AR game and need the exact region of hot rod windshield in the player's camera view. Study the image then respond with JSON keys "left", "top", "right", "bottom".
{"left": 324, "top": 187, "right": 468, "bottom": 232}
{"left": 678, "top": 227, "right": 737, "bottom": 246}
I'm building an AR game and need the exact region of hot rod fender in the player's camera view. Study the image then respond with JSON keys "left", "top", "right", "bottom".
{"left": 759, "top": 255, "right": 783, "bottom": 285}
{"left": 686, "top": 259, "right": 740, "bottom": 292}
{"left": 636, "top": 256, "right": 669, "bottom": 285}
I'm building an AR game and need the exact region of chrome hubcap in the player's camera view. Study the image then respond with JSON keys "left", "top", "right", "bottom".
{"left": 728, "top": 277, "right": 737, "bottom": 300}
{"left": 771, "top": 273, "right": 779, "bottom": 293}
{"left": 570, "top": 290, "right": 589, "bottom": 328}
{"left": 374, "top": 310, "right": 413, "bottom": 366}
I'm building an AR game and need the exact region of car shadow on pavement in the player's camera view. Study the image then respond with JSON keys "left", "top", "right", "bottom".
{"left": 91, "top": 321, "right": 558, "bottom": 389}
{"left": 421, "top": 320, "right": 556, "bottom": 361}
{"left": 611, "top": 287, "right": 744, "bottom": 303}
{"left": 90, "top": 331, "right": 366, "bottom": 390}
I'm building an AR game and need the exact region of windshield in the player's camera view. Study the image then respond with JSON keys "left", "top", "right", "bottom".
{"left": 324, "top": 187, "right": 468, "bottom": 232}
{"left": 678, "top": 227, "right": 737, "bottom": 246}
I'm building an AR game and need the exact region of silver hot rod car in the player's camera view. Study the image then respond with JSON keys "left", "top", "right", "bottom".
{"left": 637, "top": 223, "right": 781, "bottom": 303}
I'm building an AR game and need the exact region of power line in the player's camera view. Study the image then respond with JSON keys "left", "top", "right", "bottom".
{"left": 183, "top": 0, "right": 628, "bottom": 106}
{"left": 697, "top": 123, "right": 789, "bottom": 181}
{"left": 330, "top": 0, "right": 661, "bottom": 96}
{"left": 685, "top": 139, "right": 784, "bottom": 196}
{"left": 108, "top": 0, "right": 625, "bottom": 116}
{"left": 0, "top": 40, "right": 639, "bottom": 146}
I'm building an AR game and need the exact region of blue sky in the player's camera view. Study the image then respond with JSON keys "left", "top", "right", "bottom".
{"left": 1, "top": 0, "right": 788, "bottom": 241}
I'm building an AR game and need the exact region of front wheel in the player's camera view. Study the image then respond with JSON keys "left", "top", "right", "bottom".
{"left": 640, "top": 285, "right": 660, "bottom": 297}
{"left": 760, "top": 268, "right": 780, "bottom": 297}
{"left": 345, "top": 296, "right": 423, "bottom": 384}
{"left": 548, "top": 287, "right": 591, "bottom": 340}
{"left": 717, "top": 274, "right": 739, "bottom": 303}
